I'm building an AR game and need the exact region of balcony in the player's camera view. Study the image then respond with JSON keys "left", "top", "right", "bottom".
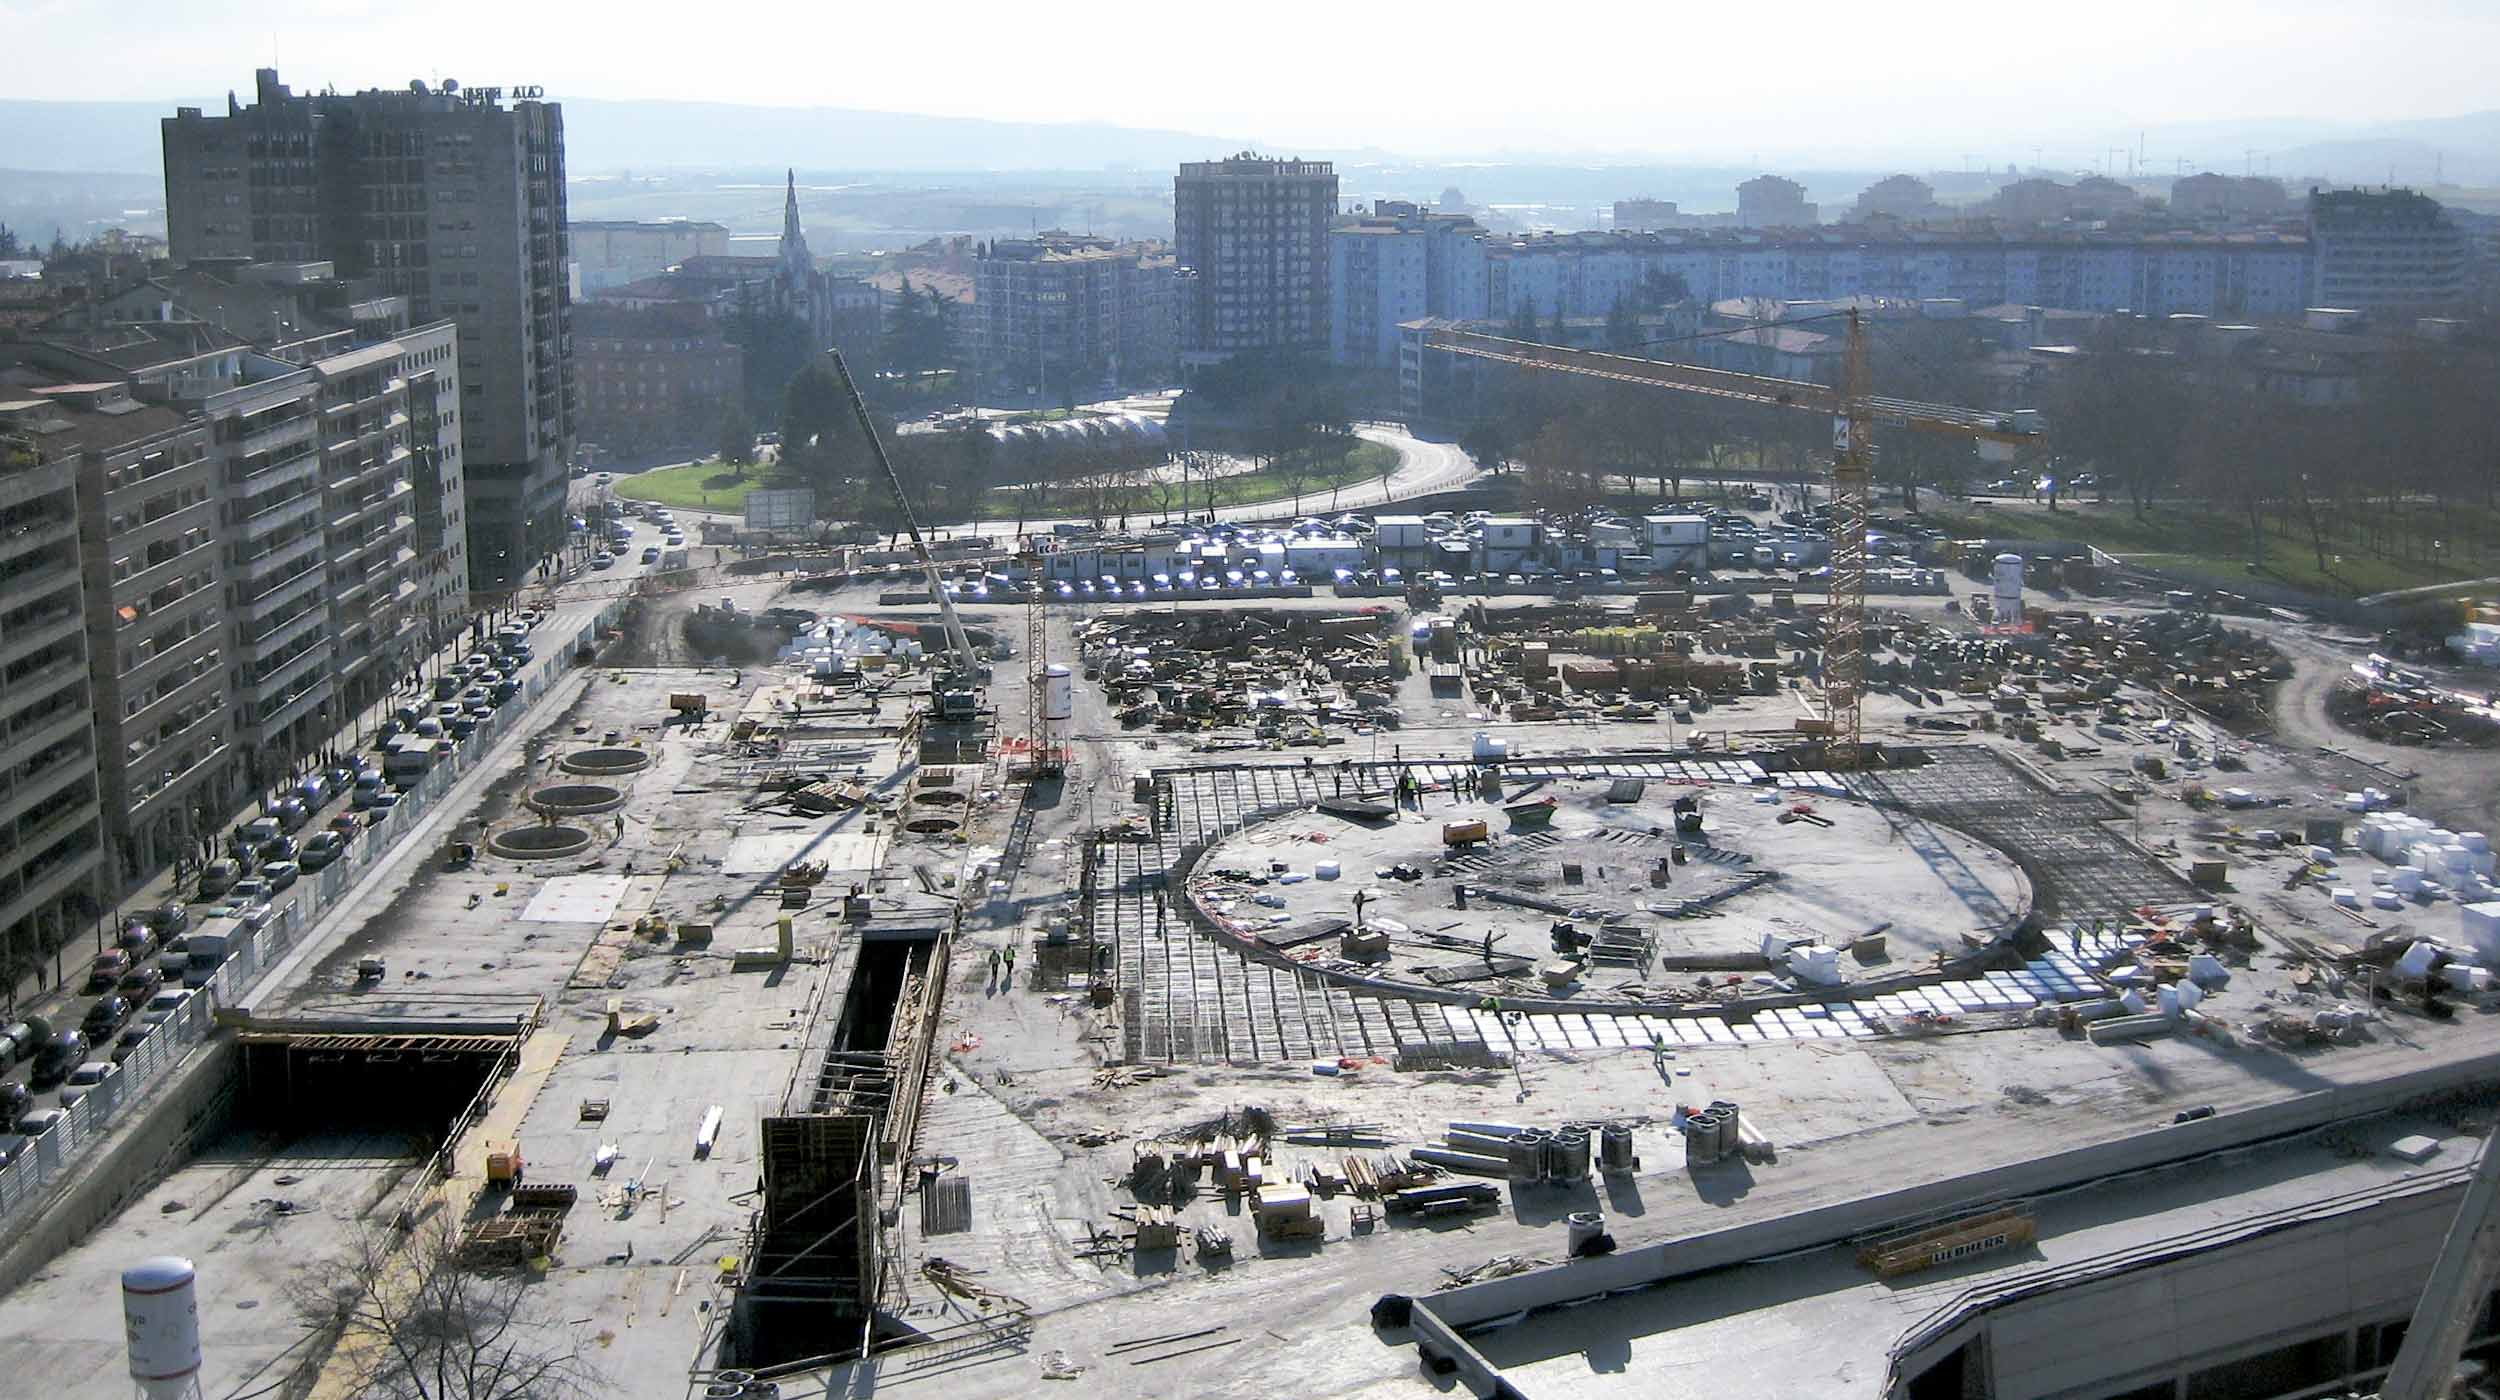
{"left": 249, "top": 640, "right": 329, "bottom": 704}
{"left": 232, "top": 531, "right": 323, "bottom": 587}
{"left": 245, "top": 601, "right": 325, "bottom": 658}
{"left": 234, "top": 414, "right": 317, "bottom": 463}
{"left": 0, "top": 665, "right": 86, "bottom": 735}
{"left": 0, "top": 515, "right": 76, "bottom": 572}
{"left": 239, "top": 560, "right": 325, "bottom": 623}
{"left": 0, "top": 610, "right": 82, "bottom": 672}
{"left": 245, "top": 673, "right": 330, "bottom": 741}
{"left": 0, "top": 823, "right": 99, "bottom": 929}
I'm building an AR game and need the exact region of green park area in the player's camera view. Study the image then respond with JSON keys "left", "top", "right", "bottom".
{"left": 995, "top": 439, "right": 1398, "bottom": 519}
{"left": 611, "top": 460, "right": 765, "bottom": 513}
{"left": 1926, "top": 497, "right": 2500, "bottom": 600}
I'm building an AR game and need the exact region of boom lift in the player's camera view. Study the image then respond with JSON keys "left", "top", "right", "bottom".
{"left": 1426, "top": 311, "right": 2042, "bottom": 768}
{"left": 824, "top": 349, "right": 984, "bottom": 683}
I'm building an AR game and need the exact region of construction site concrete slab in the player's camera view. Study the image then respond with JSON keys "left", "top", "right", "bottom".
{"left": 520, "top": 872, "right": 632, "bottom": 923}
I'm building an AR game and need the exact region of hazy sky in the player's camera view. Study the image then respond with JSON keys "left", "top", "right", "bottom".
{"left": 3, "top": 0, "right": 2494, "bottom": 162}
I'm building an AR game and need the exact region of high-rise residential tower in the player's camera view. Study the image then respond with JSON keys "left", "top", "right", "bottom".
{"left": 1173, "top": 153, "right": 1338, "bottom": 370}
{"left": 163, "top": 69, "right": 574, "bottom": 593}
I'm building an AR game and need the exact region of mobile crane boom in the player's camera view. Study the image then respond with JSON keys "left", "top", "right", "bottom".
{"left": 825, "top": 349, "right": 981, "bottom": 680}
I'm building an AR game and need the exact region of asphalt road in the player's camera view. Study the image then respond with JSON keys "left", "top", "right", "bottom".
{"left": 609, "top": 421, "right": 1483, "bottom": 544}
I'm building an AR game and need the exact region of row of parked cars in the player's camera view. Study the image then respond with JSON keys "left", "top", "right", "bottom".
{"left": 0, "top": 902, "right": 203, "bottom": 1159}
{"left": 0, "top": 618, "right": 554, "bottom": 1166}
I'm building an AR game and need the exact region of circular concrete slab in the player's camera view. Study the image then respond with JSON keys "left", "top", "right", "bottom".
{"left": 1190, "top": 774, "right": 2031, "bottom": 1003}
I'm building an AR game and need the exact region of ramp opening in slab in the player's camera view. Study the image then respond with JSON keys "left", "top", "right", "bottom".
{"left": 235, "top": 1029, "right": 517, "bottom": 1136}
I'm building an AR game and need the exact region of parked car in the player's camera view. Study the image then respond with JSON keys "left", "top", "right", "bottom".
{"left": 591, "top": 552, "right": 616, "bottom": 569}
{"left": 115, "top": 963, "right": 164, "bottom": 1002}
{"left": 231, "top": 817, "right": 281, "bottom": 857}
{"left": 116, "top": 920, "right": 157, "bottom": 960}
{"left": 58, "top": 1061, "right": 117, "bottom": 1108}
{"left": 300, "top": 831, "right": 345, "bottom": 871}
{"left": 15, "top": 1109, "right": 67, "bottom": 1139}
{"left": 144, "top": 903, "right": 188, "bottom": 938}
{"left": 0, "top": 1081, "right": 28, "bottom": 1124}
{"left": 0, "top": 1021, "right": 32, "bottom": 1067}
{"left": 111, "top": 1027, "right": 152, "bottom": 1066}
{"left": 270, "top": 797, "right": 309, "bottom": 833}
{"left": 85, "top": 950, "right": 131, "bottom": 992}
{"left": 197, "top": 858, "right": 242, "bottom": 899}
{"left": 256, "top": 834, "right": 298, "bottom": 865}
{"left": 30, "top": 1031, "right": 88, "bottom": 1086}
{"left": 329, "top": 813, "right": 364, "bottom": 840}
{"left": 82, "top": 996, "right": 133, "bottom": 1038}
{"left": 260, "top": 860, "right": 301, "bottom": 893}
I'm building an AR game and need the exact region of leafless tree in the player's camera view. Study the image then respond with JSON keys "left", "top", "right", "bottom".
{"left": 290, "top": 1222, "right": 598, "bottom": 1400}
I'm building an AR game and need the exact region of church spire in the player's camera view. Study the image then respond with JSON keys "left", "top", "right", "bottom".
{"left": 779, "top": 168, "right": 812, "bottom": 288}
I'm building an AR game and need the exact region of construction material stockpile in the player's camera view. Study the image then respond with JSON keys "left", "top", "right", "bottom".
{"left": 1079, "top": 609, "right": 1398, "bottom": 737}
{"left": 1881, "top": 608, "right": 2289, "bottom": 722}
{"left": 2333, "top": 655, "right": 2500, "bottom": 748}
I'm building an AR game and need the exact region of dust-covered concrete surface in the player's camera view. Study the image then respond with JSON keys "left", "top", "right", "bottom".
{"left": 5, "top": 551, "right": 2499, "bottom": 1400}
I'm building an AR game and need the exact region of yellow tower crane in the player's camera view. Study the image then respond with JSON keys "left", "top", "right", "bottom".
{"left": 1426, "top": 311, "right": 2043, "bottom": 769}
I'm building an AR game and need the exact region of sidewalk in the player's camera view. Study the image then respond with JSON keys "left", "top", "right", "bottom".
{"left": 4, "top": 597, "right": 544, "bottom": 1020}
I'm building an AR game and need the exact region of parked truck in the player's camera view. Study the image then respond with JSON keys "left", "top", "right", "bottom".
{"left": 658, "top": 545, "right": 690, "bottom": 571}
{"left": 383, "top": 736, "right": 443, "bottom": 788}
{"left": 184, "top": 923, "right": 236, "bottom": 988}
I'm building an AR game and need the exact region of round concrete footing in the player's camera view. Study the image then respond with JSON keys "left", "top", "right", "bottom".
{"left": 529, "top": 783, "right": 627, "bottom": 816}
{"left": 559, "top": 746, "right": 652, "bottom": 776}
{"left": 488, "top": 824, "right": 596, "bottom": 860}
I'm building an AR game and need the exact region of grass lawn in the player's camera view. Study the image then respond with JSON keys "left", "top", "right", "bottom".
{"left": 1924, "top": 498, "right": 2499, "bottom": 599}
{"left": 997, "top": 440, "right": 1399, "bottom": 518}
{"left": 611, "top": 459, "right": 769, "bottom": 512}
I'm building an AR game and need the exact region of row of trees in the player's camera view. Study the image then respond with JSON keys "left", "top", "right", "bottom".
{"left": 1461, "top": 306, "right": 2500, "bottom": 583}
{"left": 2049, "top": 319, "right": 2500, "bottom": 576}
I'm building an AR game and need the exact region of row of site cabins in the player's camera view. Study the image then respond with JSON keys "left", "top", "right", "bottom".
{"left": 1003, "top": 515, "right": 1951, "bottom": 583}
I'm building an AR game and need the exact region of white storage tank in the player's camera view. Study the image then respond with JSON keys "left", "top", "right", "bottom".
{"left": 1043, "top": 664, "right": 1074, "bottom": 722}
{"left": 1992, "top": 553, "right": 2025, "bottom": 623}
{"left": 124, "top": 1256, "right": 202, "bottom": 1398}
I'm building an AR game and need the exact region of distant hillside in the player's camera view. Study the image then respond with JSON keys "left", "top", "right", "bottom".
{"left": 0, "top": 96, "right": 1253, "bottom": 176}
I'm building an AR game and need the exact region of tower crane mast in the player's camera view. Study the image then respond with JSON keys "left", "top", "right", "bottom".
{"left": 1426, "top": 313, "right": 2041, "bottom": 768}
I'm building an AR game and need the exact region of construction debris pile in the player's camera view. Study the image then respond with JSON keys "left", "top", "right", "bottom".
{"left": 1449, "top": 598, "right": 1796, "bottom": 721}
{"left": 1079, "top": 608, "right": 1400, "bottom": 738}
{"left": 2334, "top": 654, "right": 2500, "bottom": 747}
{"left": 1882, "top": 609, "right": 2291, "bottom": 725}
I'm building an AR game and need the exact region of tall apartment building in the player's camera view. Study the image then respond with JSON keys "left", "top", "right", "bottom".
{"left": 0, "top": 378, "right": 232, "bottom": 889}
{"left": 1390, "top": 228, "right": 2314, "bottom": 323}
{"left": 1736, "top": 175, "right": 1816, "bottom": 229}
{"left": 2308, "top": 188, "right": 2469, "bottom": 313}
{"left": 1173, "top": 153, "right": 1337, "bottom": 369}
{"left": 15, "top": 285, "right": 460, "bottom": 787}
{"left": 571, "top": 220, "right": 730, "bottom": 293}
{"left": 0, "top": 415, "right": 104, "bottom": 988}
{"left": 1328, "top": 204, "right": 1485, "bottom": 368}
{"left": 163, "top": 69, "right": 573, "bottom": 593}
{"left": 972, "top": 232, "right": 1180, "bottom": 397}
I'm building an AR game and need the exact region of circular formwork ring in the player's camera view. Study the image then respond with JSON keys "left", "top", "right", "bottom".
{"left": 559, "top": 746, "right": 653, "bottom": 776}
{"left": 529, "top": 783, "right": 628, "bottom": 816}
{"left": 487, "top": 824, "right": 597, "bottom": 861}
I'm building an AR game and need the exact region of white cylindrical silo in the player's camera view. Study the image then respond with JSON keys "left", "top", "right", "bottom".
{"left": 124, "top": 1256, "right": 202, "bottom": 1398}
{"left": 1991, "top": 553, "right": 2025, "bottom": 623}
{"left": 1043, "top": 664, "right": 1074, "bottom": 722}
